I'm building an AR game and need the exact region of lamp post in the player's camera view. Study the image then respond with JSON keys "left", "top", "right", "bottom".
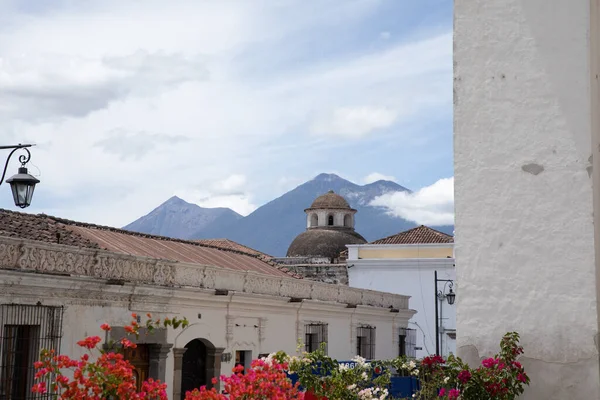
{"left": 0, "top": 144, "right": 40, "bottom": 208}
{"left": 434, "top": 270, "right": 455, "bottom": 356}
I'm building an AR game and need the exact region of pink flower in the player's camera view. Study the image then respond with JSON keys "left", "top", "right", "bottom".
{"left": 448, "top": 388, "right": 460, "bottom": 400}
{"left": 458, "top": 369, "right": 471, "bottom": 383}
{"left": 482, "top": 357, "right": 498, "bottom": 368}
{"left": 438, "top": 388, "right": 446, "bottom": 397}
{"left": 121, "top": 338, "right": 137, "bottom": 349}
{"left": 517, "top": 372, "right": 528, "bottom": 383}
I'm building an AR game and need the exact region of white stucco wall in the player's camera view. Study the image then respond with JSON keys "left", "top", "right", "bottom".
{"left": 0, "top": 270, "right": 412, "bottom": 399}
{"left": 348, "top": 257, "right": 455, "bottom": 359}
{"left": 455, "top": 0, "right": 600, "bottom": 398}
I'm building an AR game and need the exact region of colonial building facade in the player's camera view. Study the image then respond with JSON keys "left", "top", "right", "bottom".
{"left": 347, "top": 226, "right": 455, "bottom": 359}
{"left": 0, "top": 210, "right": 415, "bottom": 399}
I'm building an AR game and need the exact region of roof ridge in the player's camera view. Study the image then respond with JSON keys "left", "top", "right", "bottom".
{"left": 0, "top": 209, "right": 301, "bottom": 279}
{"left": 371, "top": 225, "right": 453, "bottom": 244}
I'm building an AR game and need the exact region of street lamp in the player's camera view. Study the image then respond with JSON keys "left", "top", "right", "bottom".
{"left": 0, "top": 144, "right": 39, "bottom": 208}
{"left": 434, "top": 270, "right": 455, "bottom": 356}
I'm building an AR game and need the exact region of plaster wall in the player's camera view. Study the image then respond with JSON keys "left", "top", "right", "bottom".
{"left": 455, "top": 0, "right": 600, "bottom": 397}
{"left": 358, "top": 247, "right": 453, "bottom": 259}
{"left": 348, "top": 258, "right": 455, "bottom": 359}
{"left": 0, "top": 270, "right": 412, "bottom": 399}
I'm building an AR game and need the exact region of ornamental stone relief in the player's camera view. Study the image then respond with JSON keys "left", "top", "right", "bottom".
{"left": 0, "top": 237, "right": 410, "bottom": 311}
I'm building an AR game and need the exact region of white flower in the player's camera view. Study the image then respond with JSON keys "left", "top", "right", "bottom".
{"left": 412, "top": 395, "right": 416, "bottom": 398}
{"left": 352, "top": 355, "right": 367, "bottom": 366}
{"left": 444, "top": 376, "right": 450, "bottom": 383}
{"left": 401, "top": 363, "right": 408, "bottom": 370}
{"left": 347, "top": 384, "right": 357, "bottom": 390}
{"left": 408, "top": 360, "right": 417, "bottom": 369}
{"left": 361, "top": 371, "right": 368, "bottom": 380}
{"left": 411, "top": 368, "right": 419, "bottom": 376}
{"left": 339, "top": 363, "right": 350, "bottom": 371}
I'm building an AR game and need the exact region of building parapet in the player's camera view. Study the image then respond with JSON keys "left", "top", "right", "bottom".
{"left": 0, "top": 236, "right": 409, "bottom": 310}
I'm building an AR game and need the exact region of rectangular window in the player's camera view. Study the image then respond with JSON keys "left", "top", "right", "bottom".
{"left": 399, "top": 328, "right": 417, "bottom": 358}
{"left": 356, "top": 325, "right": 376, "bottom": 360}
{"left": 304, "top": 323, "right": 328, "bottom": 354}
{"left": 0, "top": 304, "right": 63, "bottom": 400}
{"left": 235, "top": 350, "right": 252, "bottom": 374}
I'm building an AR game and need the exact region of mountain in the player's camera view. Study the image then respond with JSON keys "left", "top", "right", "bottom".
{"left": 123, "top": 196, "right": 242, "bottom": 239}
{"left": 191, "top": 173, "right": 453, "bottom": 256}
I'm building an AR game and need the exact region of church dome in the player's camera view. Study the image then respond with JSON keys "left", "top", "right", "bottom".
{"left": 286, "top": 229, "right": 367, "bottom": 258}
{"left": 308, "top": 190, "right": 352, "bottom": 210}
{"left": 286, "top": 190, "right": 367, "bottom": 259}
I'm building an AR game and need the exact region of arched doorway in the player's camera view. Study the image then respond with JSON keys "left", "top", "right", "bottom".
{"left": 180, "top": 339, "right": 215, "bottom": 399}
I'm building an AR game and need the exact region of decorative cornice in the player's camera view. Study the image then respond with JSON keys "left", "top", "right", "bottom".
{"left": 350, "top": 258, "right": 455, "bottom": 269}
{"left": 0, "top": 236, "right": 410, "bottom": 311}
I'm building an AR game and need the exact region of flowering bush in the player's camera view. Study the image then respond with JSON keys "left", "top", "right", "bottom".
{"left": 280, "top": 345, "right": 390, "bottom": 400}
{"left": 32, "top": 313, "right": 188, "bottom": 399}
{"left": 185, "top": 356, "right": 304, "bottom": 400}
{"left": 411, "top": 332, "right": 530, "bottom": 400}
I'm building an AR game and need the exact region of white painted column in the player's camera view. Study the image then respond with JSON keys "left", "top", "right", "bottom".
{"left": 454, "top": 0, "right": 600, "bottom": 398}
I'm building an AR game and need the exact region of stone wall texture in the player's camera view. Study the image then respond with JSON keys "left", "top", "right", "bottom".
{"left": 455, "top": 0, "right": 600, "bottom": 398}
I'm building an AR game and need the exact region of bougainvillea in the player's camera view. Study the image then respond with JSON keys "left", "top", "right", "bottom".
{"left": 412, "top": 332, "right": 530, "bottom": 400}
{"left": 32, "top": 313, "right": 188, "bottom": 400}
{"left": 185, "top": 357, "right": 304, "bottom": 400}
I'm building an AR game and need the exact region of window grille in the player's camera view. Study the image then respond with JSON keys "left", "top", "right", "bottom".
{"left": 356, "top": 325, "right": 376, "bottom": 360}
{"left": 399, "top": 328, "right": 417, "bottom": 358}
{"left": 304, "top": 323, "right": 328, "bottom": 353}
{"left": 0, "top": 304, "right": 64, "bottom": 400}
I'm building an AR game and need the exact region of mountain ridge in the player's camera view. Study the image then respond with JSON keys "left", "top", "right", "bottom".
{"left": 124, "top": 173, "right": 453, "bottom": 256}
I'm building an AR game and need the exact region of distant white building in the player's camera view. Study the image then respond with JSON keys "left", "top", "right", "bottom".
{"left": 347, "top": 226, "right": 455, "bottom": 359}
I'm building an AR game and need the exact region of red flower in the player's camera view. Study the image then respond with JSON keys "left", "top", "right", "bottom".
{"left": 448, "top": 388, "right": 460, "bottom": 400}
{"left": 458, "top": 369, "right": 471, "bottom": 383}
{"left": 100, "top": 323, "right": 111, "bottom": 331}
{"left": 121, "top": 338, "right": 137, "bottom": 349}
{"left": 76, "top": 336, "right": 102, "bottom": 349}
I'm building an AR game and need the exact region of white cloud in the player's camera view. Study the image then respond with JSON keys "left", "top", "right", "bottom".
{"left": 0, "top": 1, "right": 452, "bottom": 226}
{"left": 311, "top": 106, "right": 398, "bottom": 138}
{"left": 370, "top": 177, "right": 454, "bottom": 226}
{"left": 176, "top": 174, "right": 257, "bottom": 216}
{"left": 0, "top": 51, "right": 208, "bottom": 121}
{"left": 363, "top": 172, "right": 396, "bottom": 184}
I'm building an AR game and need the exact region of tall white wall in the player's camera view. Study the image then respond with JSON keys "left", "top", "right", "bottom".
{"left": 455, "top": 0, "right": 600, "bottom": 398}
{"left": 348, "top": 259, "right": 455, "bottom": 359}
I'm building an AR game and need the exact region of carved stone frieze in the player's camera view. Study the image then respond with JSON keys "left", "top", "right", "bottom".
{"left": 310, "top": 282, "right": 338, "bottom": 302}
{"left": 361, "top": 291, "right": 384, "bottom": 307}
{"left": 339, "top": 287, "right": 363, "bottom": 306}
{"left": 279, "top": 278, "right": 308, "bottom": 299}
{"left": 0, "top": 236, "right": 411, "bottom": 312}
{"left": 244, "top": 273, "right": 280, "bottom": 296}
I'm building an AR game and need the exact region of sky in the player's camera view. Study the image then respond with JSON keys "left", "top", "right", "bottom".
{"left": 0, "top": 0, "right": 454, "bottom": 228}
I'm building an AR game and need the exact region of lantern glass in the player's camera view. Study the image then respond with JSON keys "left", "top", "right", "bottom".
{"left": 446, "top": 289, "right": 456, "bottom": 305}
{"left": 6, "top": 167, "right": 39, "bottom": 209}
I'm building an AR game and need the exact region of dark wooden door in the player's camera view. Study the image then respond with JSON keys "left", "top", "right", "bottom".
{"left": 124, "top": 344, "right": 149, "bottom": 392}
{"left": 181, "top": 339, "right": 208, "bottom": 399}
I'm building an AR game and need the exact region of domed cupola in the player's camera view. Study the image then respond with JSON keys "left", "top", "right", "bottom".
{"left": 286, "top": 190, "right": 367, "bottom": 258}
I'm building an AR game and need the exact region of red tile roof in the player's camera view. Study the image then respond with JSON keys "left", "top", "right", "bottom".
{"left": 0, "top": 209, "right": 301, "bottom": 279}
{"left": 195, "top": 239, "right": 272, "bottom": 259}
{"left": 371, "top": 225, "right": 454, "bottom": 245}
